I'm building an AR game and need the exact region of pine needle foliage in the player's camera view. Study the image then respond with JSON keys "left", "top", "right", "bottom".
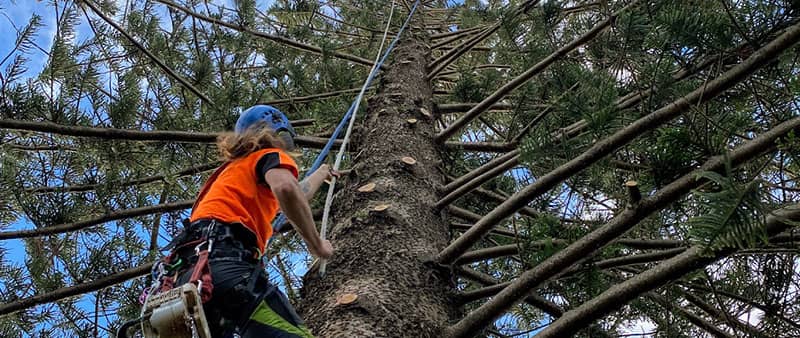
{"left": 1, "top": 0, "right": 800, "bottom": 336}
{"left": 688, "top": 169, "right": 769, "bottom": 253}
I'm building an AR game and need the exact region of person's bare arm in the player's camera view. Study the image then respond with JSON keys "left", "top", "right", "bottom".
{"left": 265, "top": 168, "right": 333, "bottom": 258}
{"left": 297, "top": 164, "right": 337, "bottom": 201}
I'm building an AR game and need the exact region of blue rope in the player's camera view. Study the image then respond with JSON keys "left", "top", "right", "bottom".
{"left": 271, "top": 0, "right": 421, "bottom": 233}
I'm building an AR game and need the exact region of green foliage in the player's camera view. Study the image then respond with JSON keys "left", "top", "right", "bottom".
{"left": 688, "top": 171, "right": 769, "bottom": 252}
{"left": 3, "top": 0, "right": 800, "bottom": 336}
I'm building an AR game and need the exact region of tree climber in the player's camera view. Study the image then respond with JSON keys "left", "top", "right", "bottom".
{"left": 159, "top": 105, "right": 335, "bottom": 337}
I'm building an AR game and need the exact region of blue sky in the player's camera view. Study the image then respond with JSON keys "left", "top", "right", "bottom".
{"left": 1, "top": 1, "right": 58, "bottom": 80}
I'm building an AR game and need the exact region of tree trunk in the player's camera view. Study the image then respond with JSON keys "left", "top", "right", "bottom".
{"left": 297, "top": 10, "right": 459, "bottom": 338}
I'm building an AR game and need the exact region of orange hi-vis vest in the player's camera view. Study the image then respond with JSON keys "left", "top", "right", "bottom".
{"left": 190, "top": 148, "right": 299, "bottom": 252}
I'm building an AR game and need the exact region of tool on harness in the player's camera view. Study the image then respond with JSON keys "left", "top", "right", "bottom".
{"left": 139, "top": 283, "right": 212, "bottom": 338}
{"left": 131, "top": 222, "right": 262, "bottom": 338}
{"left": 127, "top": 222, "right": 217, "bottom": 338}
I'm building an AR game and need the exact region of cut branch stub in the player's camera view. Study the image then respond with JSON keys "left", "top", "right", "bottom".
{"left": 357, "top": 183, "right": 377, "bottom": 193}
{"left": 336, "top": 293, "right": 359, "bottom": 306}
{"left": 625, "top": 180, "right": 641, "bottom": 206}
{"left": 420, "top": 108, "right": 433, "bottom": 119}
{"left": 401, "top": 157, "right": 417, "bottom": 165}
{"left": 372, "top": 204, "right": 391, "bottom": 212}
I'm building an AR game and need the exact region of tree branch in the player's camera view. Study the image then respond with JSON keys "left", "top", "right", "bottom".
{"left": 442, "top": 111, "right": 800, "bottom": 337}
{"left": 81, "top": 0, "right": 216, "bottom": 107}
{"left": 450, "top": 223, "right": 523, "bottom": 239}
{"left": 260, "top": 88, "right": 370, "bottom": 106}
{"left": 681, "top": 283, "right": 800, "bottom": 331}
{"left": 435, "top": 3, "right": 632, "bottom": 142}
{"left": 683, "top": 292, "right": 769, "bottom": 338}
{"left": 467, "top": 186, "right": 540, "bottom": 218}
{"left": 443, "top": 150, "right": 520, "bottom": 194}
{"left": 153, "top": 0, "right": 379, "bottom": 69}
{"left": 648, "top": 292, "right": 735, "bottom": 338}
{"left": 427, "top": 24, "right": 500, "bottom": 79}
{"left": 436, "top": 21, "right": 800, "bottom": 266}
{"left": 430, "top": 26, "right": 486, "bottom": 40}
{"left": 532, "top": 205, "right": 800, "bottom": 338}
{"left": 435, "top": 102, "right": 515, "bottom": 114}
{"left": 456, "top": 267, "right": 564, "bottom": 317}
{"left": 443, "top": 141, "right": 517, "bottom": 153}
{"left": 0, "top": 119, "right": 334, "bottom": 149}
{"left": 0, "top": 200, "right": 193, "bottom": 239}
{"left": 436, "top": 154, "right": 520, "bottom": 208}
{"left": 28, "top": 162, "right": 220, "bottom": 193}
{"left": 0, "top": 263, "right": 152, "bottom": 316}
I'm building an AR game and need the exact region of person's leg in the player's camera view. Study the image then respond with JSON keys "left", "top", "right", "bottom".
{"left": 239, "top": 286, "right": 314, "bottom": 338}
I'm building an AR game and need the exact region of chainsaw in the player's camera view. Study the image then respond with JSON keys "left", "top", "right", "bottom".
{"left": 117, "top": 283, "right": 211, "bottom": 338}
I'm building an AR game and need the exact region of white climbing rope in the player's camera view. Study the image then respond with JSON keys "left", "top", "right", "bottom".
{"left": 318, "top": 0, "right": 397, "bottom": 277}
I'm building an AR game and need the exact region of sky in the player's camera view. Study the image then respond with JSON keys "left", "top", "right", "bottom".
{"left": 1, "top": 1, "right": 58, "bottom": 80}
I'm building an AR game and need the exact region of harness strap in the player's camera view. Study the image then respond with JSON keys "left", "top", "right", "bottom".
{"left": 190, "top": 249, "right": 214, "bottom": 303}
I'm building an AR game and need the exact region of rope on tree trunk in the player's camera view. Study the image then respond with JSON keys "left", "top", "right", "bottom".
{"left": 269, "top": 1, "right": 422, "bottom": 272}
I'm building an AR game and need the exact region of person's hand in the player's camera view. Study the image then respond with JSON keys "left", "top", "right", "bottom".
{"left": 315, "top": 239, "right": 334, "bottom": 259}
{"left": 318, "top": 164, "right": 341, "bottom": 181}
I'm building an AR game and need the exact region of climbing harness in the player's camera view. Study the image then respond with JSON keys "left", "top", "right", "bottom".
{"left": 119, "top": 165, "right": 232, "bottom": 338}
{"left": 117, "top": 237, "right": 214, "bottom": 338}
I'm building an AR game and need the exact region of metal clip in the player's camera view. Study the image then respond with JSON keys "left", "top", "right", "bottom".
{"left": 206, "top": 221, "right": 216, "bottom": 253}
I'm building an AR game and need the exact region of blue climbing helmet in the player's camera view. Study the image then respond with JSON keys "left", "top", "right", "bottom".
{"left": 235, "top": 105, "right": 297, "bottom": 149}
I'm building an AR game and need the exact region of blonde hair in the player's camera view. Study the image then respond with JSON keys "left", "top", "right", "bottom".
{"left": 217, "top": 122, "right": 287, "bottom": 161}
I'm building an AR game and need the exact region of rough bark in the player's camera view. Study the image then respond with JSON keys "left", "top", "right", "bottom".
{"left": 297, "top": 6, "right": 458, "bottom": 337}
